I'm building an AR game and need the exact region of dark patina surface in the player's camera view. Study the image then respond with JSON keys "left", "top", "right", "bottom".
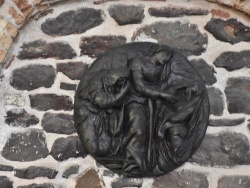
{"left": 74, "top": 42, "right": 209, "bottom": 177}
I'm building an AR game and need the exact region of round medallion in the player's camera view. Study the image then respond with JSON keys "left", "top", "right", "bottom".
{"left": 74, "top": 42, "right": 209, "bottom": 177}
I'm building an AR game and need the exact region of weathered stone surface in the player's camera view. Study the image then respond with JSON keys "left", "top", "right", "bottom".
{"left": 76, "top": 169, "right": 101, "bottom": 188}
{"left": 0, "top": 176, "right": 13, "bottom": 188}
{"left": 0, "top": 165, "right": 14, "bottom": 171}
{"left": 57, "top": 62, "right": 87, "bottom": 80}
{"left": 50, "top": 136, "right": 86, "bottom": 161}
{"left": 205, "top": 18, "right": 250, "bottom": 44}
{"left": 209, "top": 118, "right": 245, "bottom": 127}
{"left": 211, "top": 9, "right": 230, "bottom": 19}
{"left": 112, "top": 178, "right": 143, "bottom": 188}
{"left": 30, "top": 94, "right": 73, "bottom": 111}
{"left": 17, "top": 183, "right": 55, "bottom": 188}
{"left": 152, "top": 170, "right": 208, "bottom": 188}
{"left": 10, "top": 65, "right": 56, "bottom": 91}
{"left": 41, "top": 113, "right": 76, "bottom": 134}
{"left": 132, "top": 21, "right": 207, "bottom": 56}
{"left": 9, "top": 6, "right": 25, "bottom": 25}
{"left": 2, "top": 129, "right": 49, "bottom": 161}
{"left": 4, "top": 94, "right": 25, "bottom": 106}
{"left": 60, "top": 82, "right": 76, "bottom": 90}
{"left": 80, "top": 36, "right": 126, "bottom": 58}
{"left": 225, "top": 77, "right": 250, "bottom": 114}
{"left": 15, "top": 166, "right": 58, "bottom": 179}
{"left": 190, "top": 59, "right": 217, "bottom": 86}
{"left": 62, "top": 165, "right": 79, "bottom": 178}
{"left": 218, "top": 176, "right": 250, "bottom": 188}
{"left": 5, "top": 109, "right": 39, "bottom": 127}
{"left": 13, "top": 0, "right": 33, "bottom": 18}
{"left": 190, "top": 132, "right": 250, "bottom": 166}
{"left": 41, "top": 8, "right": 104, "bottom": 36}
{"left": 149, "top": 7, "right": 209, "bottom": 17}
{"left": 108, "top": 4, "right": 144, "bottom": 25}
{"left": 214, "top": 51, "right": 250, "bottom": 71}
{"left": 207, "top": 87, "right": 224, "bottom": 116}
{"left": 18, "top": 40, "right": 76, "bottom": 60}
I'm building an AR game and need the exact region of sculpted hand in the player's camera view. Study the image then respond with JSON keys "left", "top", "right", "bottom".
{"left": 161, "top": 92, "right": 178, "bottom": 103}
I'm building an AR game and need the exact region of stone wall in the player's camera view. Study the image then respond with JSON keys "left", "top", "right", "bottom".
{"left": 0, "top": 0, "right": 250, "bottom": 188}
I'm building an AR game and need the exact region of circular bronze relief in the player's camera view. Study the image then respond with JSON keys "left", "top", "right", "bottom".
{"left": 74, "top": 42, "right": 209, "bottom": 177}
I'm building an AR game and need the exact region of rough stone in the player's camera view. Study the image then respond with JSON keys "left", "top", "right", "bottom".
{"left": 8, "top": 6, "right": 25, "bottom": 25}
{"left": 13, "top": 0, "right": 33, "bottom": 18}
{"left": 190, "top": 132, "right": 250, "bottom": 166}
{"left": 41, "top": 113, "right": 76, "bottom": 134}
{"left": 6, "top": 22, "right": 19, "bottom": 38}
{"left": 4, "top": 94, "right": 26, "bottom": 106}
{"left": 57, "top": 62, "right": 87, "bottom": 80}
{"left": 0, "top": 31, "right": 13, "bottom": 50}
{"left": 211, "top": 9, "right": 230, "bottom": 19}
{"left": 132, "top": 21, "right": 207, "bottom": 56}
{"left": 17, "top": 183, "right": 55, "bottom": 188}
{"left": 152, "top": 170, "right": 208, "bottom": 188}
{"left": 205, "top": 18, "right": 250, "bottom": 44}
{"left": 149, "top": 7, "right": 209, "bottom": 17}
{"left": 10, "top": 65, "right": 56, "bottom": 91}
{"left": 18, "top": 39, "right": 76, "bottom": 60}
{"left": 112, "top": 178, "right": 143, "bottom": 188}
{"left": 108, "top": 4, "right": 144, "bottom": 25}
{"left": 5, "top": 109, "right": 39, "bottom": 127}
{"left": 214, "top": 51, "right": 250, "bottom": 71}
{"left": 190, "top": 59, "right": 217, "bottom": 86}
{"left": 41, "top": 8, "right": 104, "bottom": 36}
{"left": 80, "top": 36, "right": 126, "bottom": 58}
{"left": 218, "top": 176, "right": 250, "bottom": 188}
{"left": 62, "top": 165, "right": 79, "bottom": 178}
{"left": 225, "top": 77, "right": 250, "bottom": 114}
{"left": 2, "top": 129, "right": 49, "bottom": 161}
{"left": 207, "top": 87, "right": 224, "bottom": 116}
{"left": 50, "top": 136, "right": 86, "bottom": 161}
{"left": 60, "top": 82, "right": 76, "bottom": 90}
{"left": 76, "top": 169, "right": 101, "bottom": 188}
{"left": 15, "top": 166, "right": 57, "bottom": 179}
{"left": 0, "top": 176, "right": 13, "bottom": 188}
{"left": 209, "top": 117, "right": 245, "bottom": 127}
{"left": 0, "top": 165, "right": 14, "bottom": 171}
{"left": 0, "top": 49, "right": 7, "bottom": 62}
{"left": 30, "top": 94, "right": 73, "bottom": 111}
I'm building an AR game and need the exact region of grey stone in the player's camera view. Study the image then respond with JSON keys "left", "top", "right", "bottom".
{"left": 190, "top": 132, "right": 250, "bottom": 166}
{"left": 17, "top": 183, "right": 55, "bottom": 188}
{"left": 10, "top": 65, "right": 56, "bottom": 91}
{"left": 30, "top": 94, "right": 73, "bottom": 111}
{"left": 149, "top": 7, "right": 209, "bottom": 17}
{"left": 205, "top": 18, "right": 250, "bottom": 44}
{"left": 18, "top": 39, "right": 76, "bottom": 60}
{"left": 41, "top": 113, "right": 76, "bottom": 134}
{"left": 132, "top": 21, "right": 207, "bottom": 56}
{"left": 15, "top": 166, "right": 57, "bottom": 179}
{"left": 50, "top": 136, "right": 87, "bottom": 161}
{"left": 2, "top": 129, "right": 49, "bottom": 161}
{"left": 112, "top": 178, "right": 143, "bottom": 188}
{"left": 214, "top": 51, "right": 250, "bottom": 71}
{"left": 76, "top": 169, "right": 101, "bottom": 188}
{"left": 41, "top": 8, "right": 104, "bottom": 36}
{"left": 218, "top": 176, "right": 250, "bottom": 188}
{"left": 207, "top": 87, "right": 224, "bottom": 116}
{"left": 4, "top": 94, "right": 25, "bottom": 106}
{"left": 209, "top": 118, "right": 245, "bottom": 127}
{"left": 190, "top": 58, "right": 217, "bottom": 86}
{"left": 60, "top": 82, "right": 76, "bottom": 90}
{"left": 152, "top": 170, "right": 208, "bottom": 188}
{"left": 0, "top": 176, "right": 13, "bottom": 188}
{"left": 62, "top": 165, "right": 79, "bottom": 178}
{"left": 0, "top": 165, "right": 14, "bottom": 171}
{"left": 225, "top": 77, "right": 250, "bottom": 114}
{"left": 5, "top": 109, "right": 39, "bottom": 127}
{"left": 80, "top": 36, "right": 126, "bottom": 58}
{"left": 57, "top": 62, "right": 87, "bottom": 80}
{"left": 108, "top": 4, "right": 144, "bottom": 25}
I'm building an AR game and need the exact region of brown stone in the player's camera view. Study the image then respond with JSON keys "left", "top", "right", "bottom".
{"left": 0, "top": 49, "right": 7, "bottom": 62}
{"left": 0, "top": 0, "right": 4, "bottom": 7}
{"left": 6, "top": 23, "right": 18, "bottom": 38}
{"left": 211, "top": 9, "right": 230, "bottom": 18}
{"left": 0, "top": 32, "right": 13, "bottom": 50}
{"left": 76, "top": 169, "right": 102, "bottom": 188}
{"left": 9, "top": 7, "right": 25, "bottom": 25}
{"left": 13, "top": 0, "right": 33, "bottom": 18}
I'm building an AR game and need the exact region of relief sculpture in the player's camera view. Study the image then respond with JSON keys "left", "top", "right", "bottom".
{"left": 74, "top": 42, "right": 209, "bottom": 177}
